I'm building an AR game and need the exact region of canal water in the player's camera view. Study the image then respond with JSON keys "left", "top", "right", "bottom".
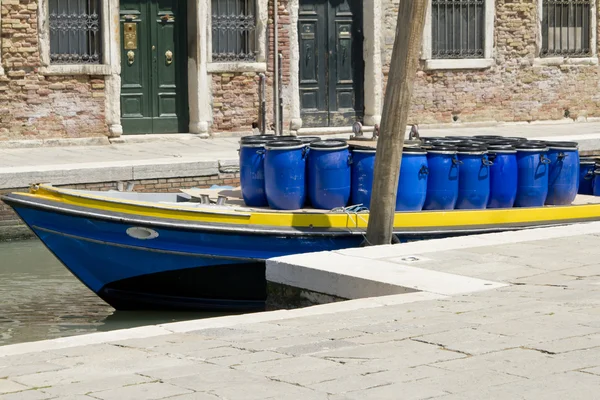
{"left": 0, "top": 240, "right": 230, "bottom": 346}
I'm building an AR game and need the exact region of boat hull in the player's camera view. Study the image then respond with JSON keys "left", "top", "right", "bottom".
{"left": 8, "top": 201, "right": 362, "bottom": 311}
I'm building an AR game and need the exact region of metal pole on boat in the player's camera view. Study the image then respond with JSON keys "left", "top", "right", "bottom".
{"left": 364, "top": 0, "right": 429, "bottom": 246}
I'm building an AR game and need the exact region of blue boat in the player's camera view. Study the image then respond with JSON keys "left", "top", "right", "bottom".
{"left": 4, "top": 184, "right": 600, "bottom": 311}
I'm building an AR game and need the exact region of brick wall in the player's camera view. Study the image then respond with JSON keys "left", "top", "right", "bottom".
{"left": 211, "top": 73, "right": 261, "bottom": 132}
{"left": 384, "top": 0, "right": 600, "bottom": 125}
{"left": 0, "top": 173, "right": 240, "bottom": 241}
{"left": 0, "top": 0, "right": 108, "bottom": 141}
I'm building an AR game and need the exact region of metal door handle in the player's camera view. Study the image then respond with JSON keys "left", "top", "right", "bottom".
{"left": 127, "top": 50, "right": 135, "bottom": 65}
{"left": 305, "top": 45, "right": 311, "bottom": 65}
{"left": 165, "top": 50, "right": 173, "bottom": 65}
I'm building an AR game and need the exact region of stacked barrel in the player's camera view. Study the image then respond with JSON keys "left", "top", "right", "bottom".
{"left": 239, "top": 134, "right": 582, "bottom": 211}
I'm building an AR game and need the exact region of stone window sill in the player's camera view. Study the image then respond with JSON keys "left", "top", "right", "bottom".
{"left": 39, "top": 64, "right": 112, "bottom": 76}
{"left": 423, "top": 58, "right": 494, "bottom": 71}
{"left": 533, "top": 56, "right": 598, "bottom": 66}
{"left": 207, "top": 62, "right": 267, "bottom": 73}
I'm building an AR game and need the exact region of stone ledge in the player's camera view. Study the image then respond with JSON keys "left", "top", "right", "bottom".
{"left": 39, "top": 64, "right": 113, "bottom": 76}
{"left": 207, "top": 62, "right": 268, "bottom": 73}
{"left": 423, "top": 58, "right": 495, "bottom": 71}
{"left": 0, "top": 137, "right": 110, "bottom": 149}
{"left": 0, "top": 158, "right": 239, "bottom": 189}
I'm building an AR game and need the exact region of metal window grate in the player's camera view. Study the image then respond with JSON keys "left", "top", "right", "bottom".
{"left": 541, "top": 0, "right": 591, "bottom": 57}
{"left": 432, "top": 0, "right": 485, "bottom": 59}
{"left": 211, "top": 0, "right": 257, "bottom": 62}
{"left": 49, "top": 0, "right": 102, "bottom": 64}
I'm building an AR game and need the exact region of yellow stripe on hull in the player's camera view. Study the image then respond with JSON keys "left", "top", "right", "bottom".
{"left": 13, "top": 184, "right": 600, "bottom": 230}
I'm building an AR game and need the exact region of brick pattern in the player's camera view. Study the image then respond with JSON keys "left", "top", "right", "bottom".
{"left": 384, "top": 0, "right": 600, "bottom": 124}
{"left": 211, "top": 73, "right": 261, "bottom": 131}
{"left": 0, "top": 174, "right": 241, "bottom": 240}
{"left": 0, "top": 0, "right": 108, "bottom": 140}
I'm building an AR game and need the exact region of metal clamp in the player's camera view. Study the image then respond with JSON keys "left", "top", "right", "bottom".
{"left": 482, "top": 157, "right": 494, "bottom": 166}
{"left": 452, "top": 156, "right": 463, "bottom": 165}
{"left": 540, "top": 155, "right": 551, "bottom": 164}
{"left": 419, "top": 165, "right": 429, "bottom": 175}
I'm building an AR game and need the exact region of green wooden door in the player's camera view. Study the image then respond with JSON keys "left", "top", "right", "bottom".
{"left": 120, "top": 0, "right": 189, "bottom": 134}
{"left": 298, "top": 0, "right": 364, "bottom": 128}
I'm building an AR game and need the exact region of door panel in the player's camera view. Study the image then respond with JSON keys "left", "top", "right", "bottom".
{"left": 299, "top": 0, "right": 364, "bottom": 128}
{"left": 120, "top": 0, "right": 188, "bottom": 134}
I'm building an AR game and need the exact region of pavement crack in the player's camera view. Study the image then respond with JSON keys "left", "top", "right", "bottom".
{"left": 411, "top": 338, "right": 472, "bottom": 356}
{"left": 521, "top": 346, "right": 556, "bottom": 355}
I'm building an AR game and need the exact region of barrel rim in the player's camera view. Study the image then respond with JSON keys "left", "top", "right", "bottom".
{"left": 240, "top": 135, "right": 277, "bottom": 143}
{"left": 265, "top": 139, "right": 305, "bottom": 150}
{"left": 402, "top": 147, "right": 428, "bottom": 154}
{"left": 544, "top": 140, "right": 579, "bottom": 150}
{"left": 427, "top": 144, "right": 457, "bottom": 152}
{"left": 515, "top": 141, "right": 549, "bottom": 151}
{"left": 487, "top": 144, "right": 517, "bottom": 153}
{"left": 310, "top": 140, "right": 349, "bottom": 150}
{"left": 296, "top": 136, "right": 322, "bottom": 144}
{"left": 239, "top": 141, "right": 268, "bottom": 148}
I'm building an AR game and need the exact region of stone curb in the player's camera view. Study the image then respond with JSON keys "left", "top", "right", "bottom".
{"left": 0, "top": 158, "right": 239, "bottom": 190}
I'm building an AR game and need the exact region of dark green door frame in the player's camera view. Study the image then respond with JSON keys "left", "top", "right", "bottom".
{"left": 120, "top": 0, "right": 189, "bottom": 134}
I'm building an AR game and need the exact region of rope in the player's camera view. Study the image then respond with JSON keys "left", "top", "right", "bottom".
{"left": 331, "top": 204, "right": 370, "bottom": 243}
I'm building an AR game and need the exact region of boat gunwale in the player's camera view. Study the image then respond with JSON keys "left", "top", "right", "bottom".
{"left": 4, "top": 192, "right": 600, "bottom": 238}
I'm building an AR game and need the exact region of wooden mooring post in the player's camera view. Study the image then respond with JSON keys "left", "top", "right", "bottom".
{"left": 365, "top": 0, "right": 429, "bottom": 246}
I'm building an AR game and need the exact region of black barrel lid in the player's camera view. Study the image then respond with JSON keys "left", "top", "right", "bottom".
{"left": 265, "top": 139, "right": 304, "bottom": 148}
{"left": 473, "top": 135, "right": 504, "bottom": 140}
{"left": 488, "top": 143, "right": 516, "bottom": 152}
{"left": 427, "top": 144, "right": 458, "bottom": 152}
{"left": 516, "top": 141, "right": 548, "bottom": 150}
{"left": 297, "top": 136, "right": 322, "bottom": 144}
{"left": 240, "top": 135, "right": 276, "bottom": 143}
{"left": 544, "top": 140, "right": 579, "bottom": 148}
{"left": 457, "top": 143, "right": 488, "bottom": 153}
{"left": 421, "top": 136, "right": 447, "bottom": 142}
{"left": 403, "top": 146, "right": 427, "bottom": 154}
{"left": 310, "top": 139, "right": 348, "bottom": 149}
{"left": 350, "top": 144, "right": 377, "bottom": 152}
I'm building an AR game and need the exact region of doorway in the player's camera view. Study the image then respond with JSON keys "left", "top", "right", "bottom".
{"left": 119, "top": 0, "right": 189, "bottom": 134}
{"left": 298, "top": 0, "right": 364, "bottom": 128}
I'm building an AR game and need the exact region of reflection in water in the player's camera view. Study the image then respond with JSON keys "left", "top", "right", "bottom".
{"left": 0, "top": 240, "right": 228, "bottom": 346}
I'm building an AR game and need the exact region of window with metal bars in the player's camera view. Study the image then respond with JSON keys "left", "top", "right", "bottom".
{"left": 431, "top": 0, "right": 485, "bottom": 59}
{"left": 541, "top": 0, "right": 591, "bottom": 57}
{"left": 211, "top": 0, "right": 257, "bottom": 62}
{"left": 49, "top": 0, "right": 102, "bottom": 64}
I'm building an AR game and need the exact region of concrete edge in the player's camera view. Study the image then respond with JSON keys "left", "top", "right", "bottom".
{"left": 0, "top": 137, "right": 110, "bottom": 149}
{"left": 0, "top": 291, "right": 443, "bottom": 357}
{"left": 0, "top": 158, "right": 239, "bottom": 189}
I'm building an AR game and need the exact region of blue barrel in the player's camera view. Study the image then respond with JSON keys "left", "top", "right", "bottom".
{"left": 593, "top": 169, "right": 600, "bottom": 196}
{"left": 350, "top": 145, "right": 376, "bottom": 208}
{"left": 239, "top": 137, "right": 273, "bottom": 207}
{"left": 487, "top": 144, "right": 518, "bottom": 208}
{"left": 514, "top": 142, "right": 550, "bottom": 207}
{"left": 264, "top": 139, "right": 307, "bottom": 210}
{"left": 397, "top": 147, "right": 429, "bottom": 211}
{"left": 423, "top": 144, "right": 460, "bottom": 210}
{"left": 455, "top": 143, "right": 492, "bottom": 209}
{"left": 545, "top": 141, "right": 579, "bottom": 205}
{"left": 308, "top": 140, "right": 351, "bottom": 209}
{"left": 579, "top": 158, "right": 597, "bottom": 195}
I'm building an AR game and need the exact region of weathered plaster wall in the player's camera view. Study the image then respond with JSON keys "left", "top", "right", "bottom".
{"left": 384, "top": 0, "right": 600, "bottom": 125}
{"left": 0, "top": 0, "right": 108, "bottom": 141}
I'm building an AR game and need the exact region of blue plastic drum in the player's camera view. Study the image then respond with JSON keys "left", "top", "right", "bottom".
{"left": 264, "top": 139, "right": 307, "bottom": 210}
{"left": 350, "top": 145, "right": 376, "bottom": 208}
{"left": 487, "top": 144, "right": 518, "bottom": 208}
{"left": 545, "top": 141, "right": 579, "bottom": 205}
{"left": 396, "top": 147, "right": 429, "bottom": 211}
{"left": 239, "top": 138, "right": 269, "bottom": 207}
{"left": 455, "top": 143, "right": 492, "bottom": 210}
{"left": 514, "top": 142, "right": 551, "bottom": 207}
{"left": 579, "top": 158, "right": 597, "bottom": 195}
{"left": 423, "top": 144, "right": 460, "bottom": 210}
{"left": 307, "top": 140, "right": 351, "bottom": 209}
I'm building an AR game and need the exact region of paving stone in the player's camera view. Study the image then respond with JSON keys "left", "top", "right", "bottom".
{"left": 164, "top": 394, "right": 220, "bottom": 400}
{"left": 40, "top": 374, "right": 152, "bottom": 396}
{"left": 275, "top": 340, "right": 358, "bottom": 356}
{"left": 232, "top": 355, "right": 340, "bottom": 377}
{"left": 0, "top": 380, "right": 29, "bottom": 395}
{"left": 532, "top": 333, "right": 600, "bottom": 353}
{"left": 411, "top": 368, "right": 524, "bottom": 394}
{"left": 0, "top": 390, "right": 55, "bottom": 400}
{"left": 208, "top": 381, "right": 328, "bottom": 400}
{"left": 306, "top": 373, "right": 394, "bottom": 394}
{"left": 208, "top": 350, "right": 290, "bottom": 367}
{"left": 89, "top": 382, "right": 192, "bottom": 400}
{"left": 166, "top": 369, "right": 270, "bottom": 392}
{"left": 344, "top": 381, "right": 449, "bottom": 400}
{"left": 0, "top": 363, "right": 67, "bottom": 379}
{"left": 415, "top": 327, "right": 536, "bottom": 355}
{"left": 274, "top": 364, "right": 383, "bottom": 386}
